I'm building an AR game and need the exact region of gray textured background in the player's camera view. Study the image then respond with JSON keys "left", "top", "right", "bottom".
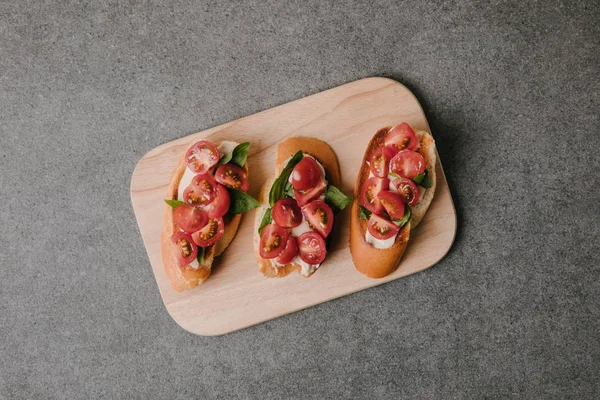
{"left": 1, "top": 0, "right": 599, "bottom": 398}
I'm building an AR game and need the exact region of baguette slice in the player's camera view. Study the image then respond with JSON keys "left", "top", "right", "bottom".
{"left": 161, "top": 141, "right": 246, "bottom": 292}
{"left": 253, "top": 137, "right": 341, "bottom": 278}
{"left": 349, "top": 126, "right": 436, "bottom": 278}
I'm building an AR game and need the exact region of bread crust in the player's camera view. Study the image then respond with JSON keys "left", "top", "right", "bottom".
{"left": 411, "top": 130, "right": 437, "bottom": 228}
{"left": 349, "top": 126, "right": 436, "bottom": 278}
{"left": 161, "top": 141, "right": 245, "bottom": 292}
{"left": 253, "top": 137, "right": 341, "bottom": 278}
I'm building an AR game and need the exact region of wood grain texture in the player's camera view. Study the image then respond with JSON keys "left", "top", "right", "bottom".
{"left": 130, "top": 77, "right": 457, "bottom": 336}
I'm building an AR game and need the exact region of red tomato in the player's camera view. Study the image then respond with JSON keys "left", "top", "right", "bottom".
{"left": 392, "top": 178, "right": 419, "bottom": 206}
{"left": 170, "top": 232, "right": 198, "bottom": 266}
{"left": 272, "top": 198, "right": 302, "bottom": 228}
{"left": 384, "top": 122, "right": 418, "bottom": 154}
{"left": 259, "top": 224, "right": 289, "bottom": 259}
{"left": 202, "top": 183, "right": 230, "bottom": 218}
{"left": 173, "top": 204, "right": 209, "bottom": 233}
{"left": 185, "top": 140, "right": 220, "bottom": 174}
{"left": 294, "top": 178, "right": 327, "bottom": 207}
{"left": 360, "top": 177, "right": 389, "bottom": 215}
{"left": 390, "top": 150, "right": 425, "bottom": 180}
{"left": 377, "top": 191, "right": 406, "bottom": 220}
{"left": 215, "top": 164, "right": 249, "bottom": 192}
{"left": 191, "top": 217, "right": 224, "bottom": 247}
{"left": 297, "top": 232, "right": 327, "bottom": 265}
{"left": 274, "top": 236, "right": 299, "bottom": 265}
{"left": 183, "top": 174, "right": 217, "bottom": 207}
{"left": 367, "top": 214, "right": 400, "bottom": 240}
{"left": 302, "top": 200, "right": 334, "bottom": 238}
{"left": 369, "top": 146, "right": 395, "bottom": 178}
{"left": 290, "top": 157, "right": 321, "bottom": 190}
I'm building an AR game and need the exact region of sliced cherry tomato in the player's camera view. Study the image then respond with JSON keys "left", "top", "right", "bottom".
{"left": 294, "top": 178, "right": 327, "bottom": 207}
{"left": 297, "top": 232, "right": 327, "bottom": 265}
{"left": 392, "top": 178, "right": 419, "bottom": 206}
{"left": 259, "top": 224, "right": 289, "bottom": 259}
{"left": 171, "top": 232, "right": 198, "bottom": 266}
{"left": 185, "top": 140, "right": 220, "bottom": 174}
{"left": 302, "top": 200, "right": 334, "bottom": 238}
{"left": 360, "top": 177, "right": 389, "bottom": 215}
{"left": 274, "top": 236, "right": 299, "bottom": 265}
{"left": 377, "top": 191, "right": 406, "bottom": 220}
{"left": 290, "top": 156, "right": 321, "bottom": 190}
{"left": 384, "top": 122, "right": 418, "bottom": 154}
{"left": 367, "top": 214, "right": 400, "bottom": 241}
{"left": 390, "top": 150, "right": 425, "bottom": 180}
{"left": 183, "top": 174, "right": 217, "bottom": 207}
{"left": 215, "top": 164, "right": 249, "bottom": 192}
{"left": 369, "top": 146, "right": 395, "bottom": 178}
{"left": 191, "top": 217, "right": 224, "bottom": 247}
{"left": 173, "top": 204, "right": 209, "bottom": 233}
{"left": 272, "top": 198, "right": 302, "bottom": 228}
{"left": 202, "top": 183, "right": 230, "bottom": 218}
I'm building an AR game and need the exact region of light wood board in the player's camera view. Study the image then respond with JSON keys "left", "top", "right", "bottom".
{"left": 130, "top": 77, "right": 457, "bottom": 336}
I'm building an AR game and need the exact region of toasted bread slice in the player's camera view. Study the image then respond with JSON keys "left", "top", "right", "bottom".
{"left": 253, "top": 137, "right": 341, "bottom": 278}
{"left": 161, "top": 141, "right": 246, "bottom": 292}
{"left": 349, "top": 126, "right": 436, "bottom": 278}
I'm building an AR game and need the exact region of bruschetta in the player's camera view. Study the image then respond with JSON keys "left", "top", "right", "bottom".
{"left": 350, "top": 123, "right": 437, "bottom": 278}
{"left": 253, "top": 137, "right": 351, "bottom": 278}
{"left": 162, "top": 139, "right": 259, "bottom": 292}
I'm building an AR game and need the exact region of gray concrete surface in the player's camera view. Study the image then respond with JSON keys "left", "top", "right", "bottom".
{"left": 1, "top": 0, "right": 599, "bottom": 398}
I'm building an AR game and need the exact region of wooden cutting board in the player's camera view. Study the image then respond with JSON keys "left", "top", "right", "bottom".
{"left": 130, "top": 77, "right": 456, "bottom": 336}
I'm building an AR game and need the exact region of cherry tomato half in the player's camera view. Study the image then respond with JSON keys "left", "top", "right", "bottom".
{"left": 185, "top": 140, "right": 220, "bottom": 174}
{"left": 173, "top": 204, "right": 209, "bottom": 233}
{"left": 183, "top": 174, "right": 217, "bottom": 207}
{"left": 275, "top": 236, "right": 299, "bottom": 265}
{"left": 215, "top": 164, "right": 249, "bottom": 192}
{"left": 290, "top": 156, "right": 321, "bottom": 190}
{"left": 390, "top": 150, "right": 425, "bottom": 180}
{"left": 360, "top": 177, "right": 389, "bottom": 215}
{"left": 302, "top": 200, "right": 334, "bottom": 238}
{"left": 259, "top": 224, "right": 289, "bottom": 259}
{"left": 369, "top": 146, "right": 395, "bottom": 178}
{"left": 294, "top": 178, "right": 327, "bottom": 207}
{"left": 392, "top": 178, "right": 419, "bottom": 206}
{"left": 191, "top": 217, "right": 224, "bottom": 247}
{"left": 272, "top": 198, "right": 302, "bottom": 228}
{"left": 171, "top": 231, "right": 198, "bottom": 266}
{"left": 202, "top": 183, "right": 230, "bottom": 218}
{"left": 384, "top": 122, "right": 418, "bottom": 154}
{"left": 367, "top": 214, "right": 400, "bottom": 241}
{"left": 377, "top": 191, "right": 406, "bottom": 220}
{"left": 297, "top": 232, "right": 327, "bottom": 265}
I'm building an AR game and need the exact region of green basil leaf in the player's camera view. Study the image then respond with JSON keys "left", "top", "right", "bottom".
{"left": 394, "top": 205, "right": 412, "bottom": 228}
{"left": 258, "top": 208, "right": 272, "bottom": 234}
{"left": 227, "top": 188, "right": 261, "bottom": 214}
{"left": 421, "top": 171, "right": 432, "bottom": 188}
{"left": 388, "top": 172, "right": 400, "bottom": 179}
{"left": 269, "top": 150, "right": 303, "bottom": 207}
{"left": 283, "top": 181, "right": 294, "bottom": 198}
{"left": 231, "top": 142, "right": 250, "bottom": 168}
{"left": 413, "top": 170, "right": 432, "bottom": 188}
{"left": 216, "top": 152, "right": 233, "bottom": 168}
{"left": 359, "top": 206, "right": 372, "bottom": 220}
{"left": 413, "top": 172, "right": 425, "bottom": 185}
{"left": 164, "top": 199, "right": 186, "bottom": 208}
{"left": 324, "top": 185, "right": 352, "bottom": 214}
{"left": 197, "top": 246, "right": 205, "bottom": 265}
